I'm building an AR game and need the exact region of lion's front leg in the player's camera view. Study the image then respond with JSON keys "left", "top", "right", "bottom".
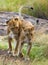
{"left": 25, "top": 33, "right": 33, "bottom": 60}
{"left": 27, "top": 41, "right": 32, "bottom": 56}
{"left": 27, "top": 31, "right": 34, "bottom": 56}
{"left": 13, "top": 39, "right": 22, "bottom": 57}
{"left": 13, "top": 40, "right": 19, "bottom": 56}
{"left": 17, "top": 40, "right": 22, "bottom": 56}
{"left": 7, "top": 28, "right": 13, "bottom": 54}
{"left": 17, "top": 30, "right": 25, "bottom": 57}
{"left": 8, "top": 37, "right": 12, "bottom": 54}
{"left": 13, "top": 29, "right": 24, "bottom": 57}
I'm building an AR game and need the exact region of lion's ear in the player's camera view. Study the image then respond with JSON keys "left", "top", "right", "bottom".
{"left": 15, "top": 18, "right": 18, "bottom": 21}
{"left": 6, "top": 20, "right": 9, "bottom": 24}
{"left": 6, "top": 19, "right": 11, "bottom": 24}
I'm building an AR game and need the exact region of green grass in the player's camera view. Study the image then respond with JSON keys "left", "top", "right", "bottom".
{"left": 0, "top": 0, "right": 48, "bottom": 19}
{"left": 0, "top": 34, "right": 48, "bottom": 60}
{"left": 0, "top": 34, "right": 48, "bottom": 65}
{"left": 0, "top": 40, "right": 48, "bottom": 65}
{"left": 0, "top": 40, "right": 8, "bottom": 50}
{"left": 32, "top": 60, "right": 48, "bottom": 65}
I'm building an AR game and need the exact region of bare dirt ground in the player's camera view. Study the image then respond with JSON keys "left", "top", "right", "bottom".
{"left": 0, "top": 49, "right": 32, "bottom": 65}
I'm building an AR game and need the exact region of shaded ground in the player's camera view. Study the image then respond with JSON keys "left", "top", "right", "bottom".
{"left": 0, "top": 49, "right": 32, "bottom": 65}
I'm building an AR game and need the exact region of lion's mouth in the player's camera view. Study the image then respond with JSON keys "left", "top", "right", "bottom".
{"left": 13, "top": 29, "right": 19, "bottom": 34}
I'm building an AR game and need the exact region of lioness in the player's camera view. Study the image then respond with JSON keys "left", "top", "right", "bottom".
{"left": 6, "top": 17, "right": 34, "bottom": 59}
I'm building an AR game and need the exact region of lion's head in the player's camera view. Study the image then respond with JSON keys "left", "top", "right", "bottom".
{"left": 6, "top": 17, "right": 22, "bottom": 34}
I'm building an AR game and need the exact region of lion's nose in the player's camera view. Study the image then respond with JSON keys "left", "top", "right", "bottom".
{"left": 16, "top": 27, "right": 18, "bottom": 28}
{"left": 16, "top": 26, "right": 19, "bottom": 28}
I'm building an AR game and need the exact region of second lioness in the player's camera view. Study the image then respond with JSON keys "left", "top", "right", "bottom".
{"left": 17, "top": 18, "right": 34, "bottom": 58}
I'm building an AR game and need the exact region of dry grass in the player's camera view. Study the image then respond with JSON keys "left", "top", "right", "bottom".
{"left": 33, "top": 33, "right": 48, "bottom": 45}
